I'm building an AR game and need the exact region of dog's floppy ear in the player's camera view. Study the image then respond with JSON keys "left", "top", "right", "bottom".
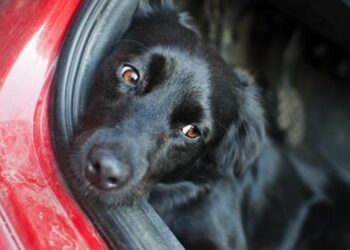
{"left": 215, "top": 68, "right": 265, "bottom": 176}
{"left": 136, "top": 0, "right": 200, "bottom": 35}
{"left": 136, "top": 0, "right": 175, "bottom": 17}
{"left": 178, "top": 12, "right": 201, "bottom": 35}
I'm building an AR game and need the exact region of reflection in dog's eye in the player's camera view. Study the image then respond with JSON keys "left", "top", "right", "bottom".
{"left": 182, "top": 125, "right": 201, "bottom": 139}
{"left": 121, "top": 65, "right": 139, "bottom": 86}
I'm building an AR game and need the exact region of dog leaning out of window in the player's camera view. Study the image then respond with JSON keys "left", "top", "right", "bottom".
{"left": 66, "top": 1, "right": 350, "bottom": 249}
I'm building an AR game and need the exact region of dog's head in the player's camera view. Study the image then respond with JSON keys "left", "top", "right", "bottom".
{"left": 68, "top": 0, "right": 265, "bottom": 206}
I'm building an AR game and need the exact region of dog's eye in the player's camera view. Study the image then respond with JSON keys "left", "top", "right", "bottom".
{"left": 121, "top": 65, "right": 139, "bottom": 86}
{"left": 181, "top": 125, "right": 201, "bottom": 139}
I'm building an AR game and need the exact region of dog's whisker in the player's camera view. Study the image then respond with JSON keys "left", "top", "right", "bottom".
{"left": 216, "top": 120, "right": 229, "bottom": 132}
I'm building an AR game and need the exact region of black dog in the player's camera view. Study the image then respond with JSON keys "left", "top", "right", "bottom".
{"left": 68, "top": 1, "right": 350, "bottom": 249}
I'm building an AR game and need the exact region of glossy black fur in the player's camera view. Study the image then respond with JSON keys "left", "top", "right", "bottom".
{"left": 67, "top": 1, "right": 350, "bottom": 249}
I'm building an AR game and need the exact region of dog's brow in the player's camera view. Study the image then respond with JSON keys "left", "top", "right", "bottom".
{"left": 170, "top": 98, "right": 204, "bottom": 125}
{"left": 144, "top": 54, "right": 167, "bottom": 93}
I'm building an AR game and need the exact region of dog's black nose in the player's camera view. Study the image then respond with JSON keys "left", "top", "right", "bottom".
{"left": 86, "top": 145, "right": 131, "bottom": 190}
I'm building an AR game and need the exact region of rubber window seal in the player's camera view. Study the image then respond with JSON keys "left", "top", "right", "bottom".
{"left": 51, "top": 0, "right": 184, "bottom": 249}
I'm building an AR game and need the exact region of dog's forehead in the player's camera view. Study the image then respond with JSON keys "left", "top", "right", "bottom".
{"left": 150, "top": 46, "right": 207, "bottom": 75}
{"left": 127, "top": 46, "right": 213, "bottom": 128}
{"left": 145, "top": 46, "right": 210, "bottom": 90}
{"left": 151, "top": 46, "right": 213, "bottom": 128}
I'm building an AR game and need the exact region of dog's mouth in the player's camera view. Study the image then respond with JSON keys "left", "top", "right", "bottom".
{"left": 79, "top": 171, "right": 151, "bottom": 206}
{"left": 155, "top": 159, "right": 209, "bottom": 189}
{"left": 156, "top": 164, "right": 193, "bottom": 185}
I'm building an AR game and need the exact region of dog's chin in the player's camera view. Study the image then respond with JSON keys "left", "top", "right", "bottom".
{"left": 70, "top": 174, "right": 155, "bottom": 207}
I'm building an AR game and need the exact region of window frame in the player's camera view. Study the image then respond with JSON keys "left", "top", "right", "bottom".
{"left": 52, "top": 0, "right": 184, "bottom": 249}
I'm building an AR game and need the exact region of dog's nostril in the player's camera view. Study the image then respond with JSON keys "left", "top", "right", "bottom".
{"left": 92, "top": 162, "right": 101, "bottom": 173}
{"left": 107, "top": 177, "right": 118, "bottom": 185}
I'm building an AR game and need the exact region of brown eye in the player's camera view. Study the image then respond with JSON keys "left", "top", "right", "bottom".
{"left": 181, "top": 125, "right": 201, "bottom": 139}
{"left": 121, "top": 65, "right": 139, "bottom": 85}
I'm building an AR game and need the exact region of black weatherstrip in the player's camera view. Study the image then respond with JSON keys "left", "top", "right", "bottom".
{"left": 51, "top": 0, "right": 184, "bottom": 249}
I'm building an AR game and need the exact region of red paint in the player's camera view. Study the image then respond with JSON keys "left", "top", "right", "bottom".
{"left": 0, "top": 1, "right": 108, "bottom": 249}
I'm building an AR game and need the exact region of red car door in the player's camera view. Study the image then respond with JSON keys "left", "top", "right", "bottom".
{"left": 0, "top": 1, "right": 107, "bottom": 249}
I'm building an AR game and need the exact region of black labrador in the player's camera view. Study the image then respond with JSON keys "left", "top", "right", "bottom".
{"left": 67, "top": 1, "right": 350, "bottom": 249}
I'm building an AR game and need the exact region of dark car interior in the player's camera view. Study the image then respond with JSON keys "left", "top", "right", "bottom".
{"left": 52, "top": 0, "right": 350, "bottom": 249}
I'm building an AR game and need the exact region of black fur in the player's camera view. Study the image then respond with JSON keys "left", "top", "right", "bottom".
{"left": 67, "top": 1, "right": 350, "bottom": 249}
